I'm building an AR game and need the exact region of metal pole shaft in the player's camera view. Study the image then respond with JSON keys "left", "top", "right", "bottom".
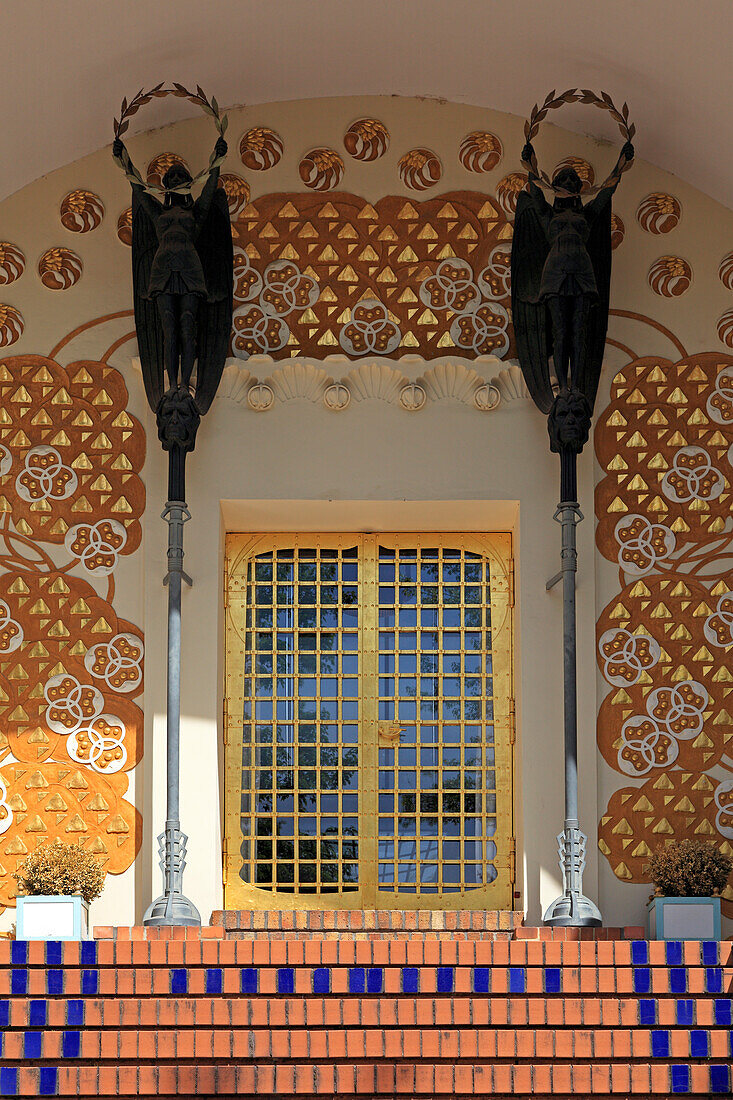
{"left": 561, "top": 503, "right": 579, "bottom": 833}
{"left": 165, "top": 530, "right": 182, "bottom": 841}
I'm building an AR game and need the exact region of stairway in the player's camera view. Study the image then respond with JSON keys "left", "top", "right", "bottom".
{"left": 0, "top": 914, "right": 730, "bottom": 1098}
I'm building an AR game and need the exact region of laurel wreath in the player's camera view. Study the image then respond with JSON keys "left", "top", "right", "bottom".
{"left": 112, "top": 83, "right": 229, "bottom": 195}
{"left": 521, "top": 88, "right": 635, "bottom": 196}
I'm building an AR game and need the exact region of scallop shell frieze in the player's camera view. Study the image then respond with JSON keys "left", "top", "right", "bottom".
{"left": 116, "top": 208, "right": 133, "bottom": 247}
{"left": 323, "top": 382, "right": 351, "bottom": 411}
{"left": 345, "top": 362, "right": 407, "bottom": 404}
{"left": 146, "top": 153, "right": 189, "bottom": 188}
{"left": 0, "top": 243, "right": 25, "bottom": 285}
{"left": 0, "top": 305, "right": 24, "bottom": 347}
{"left": 215, "top": 360, "right": 254, "bottom": 404}
{"left": 398, "top": 149, "right": 442, "bottom": 191}
{"left": 490, "top": 362, "right": 531, "bottom": 403}
{"left": 344, "top": 118, "right": 389, "bottom": 162}
{"left": 299, "top": 149, "right": 344, "bottom": 192}
{"left": 60, "top": 189, "right": 104, "bottom": 233}
{"left": 246, "top": 383, "right": 275, "bottom": 412}
{"left": 459, "top": 131, "right": 503, "bottom": 174}
{"left": 266, "top": 363, "right": 332, "bottom": 403}
{"left": 473, "top": 384, "right": 501, "bottom": 411}
{"left": 38, "top": 248, "right": 83, "bottom": 290}
{"left": 648, "top": 256, "right": 692, "bottom": 297}
{"left": 239, "top": 128, "right": 283, "bottom": 171}
{"left": 637, "top": 192, "right": 681, "bottom": 234}
{"left": 399, "top": 383, "right": 426, "bottom": 412}
{"left": 418, "top": 361, "right": 484, "bottom": 405}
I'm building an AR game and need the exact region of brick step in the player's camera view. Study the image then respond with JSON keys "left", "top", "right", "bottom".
{"left": 0, "top": 1061, "right": 729, "bottom": 1096}
{"left": 210, "top": 909, "right": 527, "bottom": 935}
{"left": 2, "top": 1026, "right": 732, "bottom": 1060}
{"left": 3, "top": 996, "right": 732, "bottom": 1028}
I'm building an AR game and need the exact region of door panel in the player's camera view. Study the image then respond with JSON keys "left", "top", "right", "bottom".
{"left": 224, "top": 533, "right": 514, "bottom": 910}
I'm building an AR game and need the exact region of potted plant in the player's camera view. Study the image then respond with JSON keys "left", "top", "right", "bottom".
{"left": 13, "top": 840, "right": 105, "bottom": 941}
{"left": 645, "top": 839, "right": 731, "bottom": 940}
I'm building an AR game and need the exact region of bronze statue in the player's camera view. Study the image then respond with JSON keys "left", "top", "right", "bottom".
{"left": 112, "top": 131, "right": 233, "bottom": 498}
{"left": 511, "top": 138, "right": 634, "bottom": 457}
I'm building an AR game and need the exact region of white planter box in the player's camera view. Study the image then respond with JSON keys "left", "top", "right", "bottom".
{"left": 646, "top": 895, "right": 721, "bottom": 940}
{"left": 16, "top": 895, "right": 89, "bottom": 941}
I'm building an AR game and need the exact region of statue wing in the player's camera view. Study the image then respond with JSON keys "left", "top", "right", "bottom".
{"left": 575, "top": 190, "right": 613, "bottom": 412}
{"left": 131, "top": 189, "right": 165, "bottom": 412}
{"left": 510, "top": 191, "right": 554, "bottom": 413}
{"left": 194, "top": 188, "right": 234, "bottom": 415}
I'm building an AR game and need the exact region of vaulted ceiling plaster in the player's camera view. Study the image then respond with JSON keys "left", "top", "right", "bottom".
{"left": 3, "top": 0, "right": 732, "bottom": 210}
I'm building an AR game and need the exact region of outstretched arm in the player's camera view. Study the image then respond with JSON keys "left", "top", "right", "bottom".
{"left": 521, "top": 141, "right": 552, "bottom": 218}
{"left": 585, "top": 141, "right": 634, "bottom": 217}
{"left": 195, "top": 137, "right": 228, "bottom": 221}
{"left": 112, "top": 138, "right": 162, "bottom": 222}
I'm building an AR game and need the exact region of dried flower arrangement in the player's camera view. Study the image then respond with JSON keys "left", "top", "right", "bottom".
{"left": 645, "top": 839, "right": 732, "bottom": 899}
{"left": 13, "top": 841, "right": 106, "bottom": 904}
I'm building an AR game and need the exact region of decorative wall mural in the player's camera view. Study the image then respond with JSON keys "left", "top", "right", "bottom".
{"left": 458, "top": 131, "right": 503, "bottom": 174}
{"left": 647, "top": 255, "right": 692, "bottom": 297}
{"left": 218, "top": 172, "right": 250, "bottom": 217}
{"left": 398, "top": 149, "right": 442, "bottom": 191}
{"left": 0, "top": 306, "right": 24, "bottom": 347}
{"left": 595, "top": 352, "right": 733, "bottom": 914}
{"left": 719, "top": 251, "right": 733, "bottom": 290}
{"left": 637, "top": 192, "right": 681, "bottom": 234}
{"left": 495, "top": 172, "right": 528, "bottom": 218}
{"left": 116, "top": 208, "right": 133, "bottom": 247}
{"left": 0, "top": 351, "right": 146, "bottom": 910}
{"left": 229, "top": 190, "right": 513, "bottom": 360}
{"left": 38, "top": 248, "right": 83, "bottom": 290}
{"left": 298, "top": 148, "right": 344, "bottom": 192}
{"left": 611, "top": 214, "right": 625, "bottom": 250}
{"left": 0, "top": 244, "right": 25, "bottom": 286}
{"left": 59, "top": 190, "right": 105, "bottom": 233}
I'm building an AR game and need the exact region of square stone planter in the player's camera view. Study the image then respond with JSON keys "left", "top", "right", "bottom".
{"left": 16, "top": 895, "right": 90, "bottom": 941}
{"left": 646, "top": 895, "right": 721, "bottom": 940}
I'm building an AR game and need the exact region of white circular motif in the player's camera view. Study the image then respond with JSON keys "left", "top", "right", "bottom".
{"left": 598, "top": 628, "right": 661, "bottom": 687}
{"left": 0, "top": 598, "right": 23, "bottom": 654}
{"left": 232, "top": 304, "right": 289, "bottom": 359}
{"left": 614, "top": 514, "right": 676, "bottom": 576}
{"left": 44, "top": 673, "right": 104, "bottom": 734}
{"left": 617, "top": 716, "right": 679, "bottom": 777}
{"left": 661, "top": 446, "right": 725, "bottom": 503}
{"left": 84, "top": 633, "right": 144, "bottom": 693}
{"left": 714, "top": 779, "right": 733, "bottom": 839}
{"left": 15, "top": 446, "right": 77, "bottom": 503}
{"left": 260, "top": 261, "right": 319, "bottom": 317}
{"left": 232, "top": 247, "right": 263, "bottom": 303}
{"left": 65, "top": 519, "right": 127, "bottom": 576}
{"left": 339, "top": 299, "right": 401, "bottom": 356}
{"left": 646, "top": 680, "right": 709, "bottom": 740}
{"left": 419, "top": 259, "right": 481, "bottom": 314}
{"left": 67, "top": 713, "right": 127, "bottom": 774}
{"left": 478, "top": 246, "right": 512, "bottom": 299}
{"left": 704, "top": 592, "right": 733, "bottom": 649}
{"left": 705, "top": 365, "right": 733, "bottom": 427}
{"left": 0, "top": 775, "right": 12, "bottom": 836}
{"left": 0, "top": 444, "right": 11, "bottom": 477}
{"left": 450, "top": 303, "right": 510, "bottom": 357}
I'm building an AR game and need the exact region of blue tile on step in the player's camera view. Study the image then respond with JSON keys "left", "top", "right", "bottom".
{"left": 651, "top": 1030, "right": 670, "bottom": 1058}
{"left": 671, "top": 1065, "right": 690, "bottom": 1094}
{"left": 10, "top": 943, "right": 26, "bottom": 966}
{"left": 62, "top": 1031, "right": 81, "bottom": 1059}
{"left": 669, "top": 968, "right": 687, "bottom": 995}
{"left": 38, "top": 1067, "right": 57, "bottom": 1097}
{"left": 80, "top": 942, "right": 97, "bottom": 966}
{"left": 24, "top": 1032, "right": 41, "bottom": 1059}
{"left": 241, "top": 969, "right": 257, "bottom": 995}
{"left": 710, "top": 1065, "right": 730, "bottom": 1095}
{"left": 81, "top": 970, "right": 98, "bottom": 996}
{"left": 631, "top": 941, "right": 649, "bottom": 965}
{"left": 437, "top": 967, "right": 454, "bottom": 994}
{"left": 639, "top": 999, "right": 657, "bottom": 1026}
{"left": 508, "top": 967, "right": 525, "bottom": 994}
{"left": 665, "top": 941, "right": 683, "bottom": 966}
{"left": 0, "top": 1003, "right": 8, "bottom": 1029}
{"left": 67, "top": 1001, "right": 84, "bottom": 1027}
{"left": 702, "top": 941, "right": 718, "bottom": 967}
{"left": 29, "top": 1001, "right": 47, "bottom": 1027}
{"left": 690, "top": 1030, "right": 708, "bottom": 1058}
{"left": 676, "top": 1000, "right": 694, "bottom": 1026}
{"left": 205, "top": 968, "right": 222, "bottom": 995}
{"left": 277, "top": 968, "right": 294, "bottom": 995}
{"left": 10, "top": 971, "right": 27, "bottom": 996}
{"left": 402, "top": 967, "right": 419, "bottom": 994}
{"left": 0, "top": 1067, "right": 18, "bottom": 1096}
{"left": 706, "top": 968, "right": 723, "bottom": 994}
{"left": 46, "top": 942, "right": 62, "bottom": 967}
{"left": 714, "top": 1000, "right": 732, "bottom": 1026}
{"left": 348, "top": 968, "right": 365, "bottom": 994}
{"left": 544, "top": 968, "right": 561, "bottom": 994}
{"left": 313, "top": 968, "right": 330, "bottom": 995}
{"left": 633, "top": 968, "right": 651, "bottom": 995}
{"left": 46, "top": 971, "right": 63, "bottom": 996}
{"left": 170, "top": 969, "right": 187, "bottom": 996}
{"left": 366, "top": 968, "right": 384, "bottom": 994}
{"left": 473, "top": 967, "right": 490, "bottom": 994}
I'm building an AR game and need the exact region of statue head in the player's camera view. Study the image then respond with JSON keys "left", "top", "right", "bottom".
{"left": 547, "top": 388, "right": 592, "bottom": 454}
{"left": 551, "top": 166, "right": 583, "bottom": 210}
{"left": 162, "top": 163, "right": 194, "bottom": 207}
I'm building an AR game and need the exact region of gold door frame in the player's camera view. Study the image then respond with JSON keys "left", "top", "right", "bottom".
{"left": 223, "top": 532, "right": 515, "bottom": 910}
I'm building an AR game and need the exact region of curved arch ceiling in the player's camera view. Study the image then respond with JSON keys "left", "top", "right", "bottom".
{"left": 3, "top": 0, "right": 732, "bottom": 208}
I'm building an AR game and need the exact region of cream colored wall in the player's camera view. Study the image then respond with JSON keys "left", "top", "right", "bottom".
{"left": 1, "top": 95, "right": 731, "bottom": 930}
